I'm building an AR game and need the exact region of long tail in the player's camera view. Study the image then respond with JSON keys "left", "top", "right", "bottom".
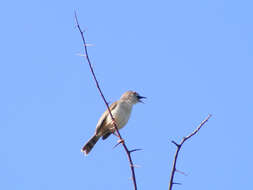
{"left": 81, "top": 134, "right": 100, "bottom": 155}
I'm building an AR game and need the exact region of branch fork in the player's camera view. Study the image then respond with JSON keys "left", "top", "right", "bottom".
{"left": 168, "top": 114, "right": 212, "bottom": 190}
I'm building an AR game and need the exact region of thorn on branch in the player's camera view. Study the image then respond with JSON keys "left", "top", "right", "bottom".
{"left": 76, "top": 53, "right": 87, "bottom": 57}
{"left": 85, "top": 43, "right": 94, "bottom": 47}
{"left": 131, "top": 164, "right": 141, "bottom": 168}
{"left": 117, "top": 139, "right": 125, "bottom": 144}
{"left": 173, "top": 182, "right": 182, "bottom": 185}
{"left": 129, "top": 149, "right": 143, "bottom": 153}
{"left": 175, "top": 169, "right": 188, "bottom": 176}
{"left": 171, "top": 140, "right": 180, "bottom": 147}
{"left": 113, "top": 139, "right": 125, "bottom": 149}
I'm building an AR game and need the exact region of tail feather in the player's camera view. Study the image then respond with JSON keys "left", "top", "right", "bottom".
{"left": 81, "top": 135, "right": 100, "bottom": 155}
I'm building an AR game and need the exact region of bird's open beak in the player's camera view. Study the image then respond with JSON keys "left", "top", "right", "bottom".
{"left": 137, "top": 95, "right": 146, "bottom": 103}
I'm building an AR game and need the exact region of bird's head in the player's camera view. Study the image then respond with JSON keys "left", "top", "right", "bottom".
{"left": 121, "top": 91, "right": 146, "bottom": 104}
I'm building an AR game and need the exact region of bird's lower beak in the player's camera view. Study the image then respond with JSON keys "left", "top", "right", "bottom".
{"left": 137, "top": 95, "right": 146, "bottom": 103}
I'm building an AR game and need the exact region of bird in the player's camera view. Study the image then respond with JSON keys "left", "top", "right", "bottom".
{"left": 81, "top": 90, "right": 146, "bottom": 155}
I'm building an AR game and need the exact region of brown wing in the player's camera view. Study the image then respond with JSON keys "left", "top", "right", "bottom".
{"left": 95, "top": 101, "right": 118, "bottom": 135}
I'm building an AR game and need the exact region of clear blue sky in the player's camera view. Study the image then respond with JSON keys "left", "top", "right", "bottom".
{"left": 1, "top": 0, "right": 252, "bottom": 189}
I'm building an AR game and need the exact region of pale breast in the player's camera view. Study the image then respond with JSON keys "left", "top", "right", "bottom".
{"left": 111, "top": 101, "right": 133, "bottom": 129}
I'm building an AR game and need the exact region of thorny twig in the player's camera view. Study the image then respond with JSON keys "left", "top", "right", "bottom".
{"left": 169, "top": 114, "right": 212, "bottom": 190}
{"left": 74, "top": 12, "right": 138, "bottom": 190}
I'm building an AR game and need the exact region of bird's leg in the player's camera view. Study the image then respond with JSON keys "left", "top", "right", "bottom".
{"left": 112, "top": 119, "right": 117, "bottom": 128}
{"left": 112, "top": 131, "right": 120, "bottom": 138}
{"left": 110, "top": 120, "right": 120, "bottom": 138}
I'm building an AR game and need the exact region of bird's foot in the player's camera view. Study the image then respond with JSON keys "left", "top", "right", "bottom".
{"left": 112, "top": 131, "right": 120, "bottom": 138}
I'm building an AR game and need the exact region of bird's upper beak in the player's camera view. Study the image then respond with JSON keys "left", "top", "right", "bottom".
{"left": 137, "top": 95, "right": 146, "bottom": 103}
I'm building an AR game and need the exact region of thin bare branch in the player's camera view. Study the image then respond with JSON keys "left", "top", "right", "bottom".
{"left": 168, "top": 114, "right": 212, "bottom": 190}
{"left": 75, "top": 11, "right": 138, "bottom": 190}
{"left": 175, "top": 169, "right": 188, "bottom": 176}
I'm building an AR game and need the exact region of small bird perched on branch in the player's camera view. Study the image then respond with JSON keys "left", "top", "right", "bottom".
{"left": 81, "top": 90, "right": 146, "bottom": 155}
